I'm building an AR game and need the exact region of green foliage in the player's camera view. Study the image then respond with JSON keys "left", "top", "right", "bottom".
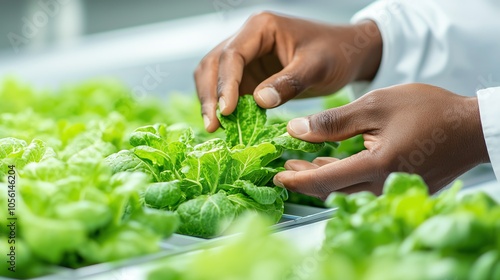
{"left": 148, "top": 173, "right": 500, "bottom": 280}
{"left": 148, "top": 215, "right": 303, "bottom": 280}
{"left": 0, "top": 79, "right": 186, "bottom": 278}
{"left": 320, "top": 173, "right": 500, "bottom": 280}
{"left": 106, "top": 95, "right": 332, "bottom": 238}
{"left": 0, "top": 79, "right": 334, "bottom": 277}
{"left": 145, "top": 181, "right": 183, "bottom": 209}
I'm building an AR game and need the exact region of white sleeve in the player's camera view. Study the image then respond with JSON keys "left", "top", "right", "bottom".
{"left": 351, "top": 0, "right": 500, "bottom": 97}
{"left": 477, "top": 87, "right": 500, "bottom": 180}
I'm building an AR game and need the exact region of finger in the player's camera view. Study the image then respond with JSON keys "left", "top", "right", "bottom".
{"left": 217, "top": 48, "right": 244, "bottom": 116}
{"left": 217, "top": 16, "right": 276, "bottom": 115}
{"left": 284, "top": 160, "right": 319, "bottom": 171}
{"left": 195, "top": 63, "right": 219, "bottom": 132}
{"left": 286, "top": 101, "right": 371, "bottom": 143}
{"left": 312, "top": 157, "right": 339, "bottom": 166}
{"left": 332, "top": 182, "right": 378, "bottom": 195}
{"left": 274, "top": 151, "right": 376, "bottom": 199}
{"left": 253, "top": 55, "right": 322, "bottom": 109}
{"left": 239, "top": 54, "right": 283, "bottom": 95}
{"left": 194, "top": 41, "right": 227, "bottom": 132}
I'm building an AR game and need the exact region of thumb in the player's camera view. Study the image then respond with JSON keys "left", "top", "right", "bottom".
{"left": 287, "top": 104, "right": 369, "bottom": 143}
{"left": 253, "top": 57, "right": 316, "bottom": 109}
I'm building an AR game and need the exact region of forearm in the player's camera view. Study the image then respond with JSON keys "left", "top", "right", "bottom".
{"left": 350, "top": 20, "right": 383, "bottom": 82}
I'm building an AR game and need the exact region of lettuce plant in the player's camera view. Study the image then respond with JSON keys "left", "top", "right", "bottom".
{"left": 106, "top": 96, "right": 334, "bottom": 238}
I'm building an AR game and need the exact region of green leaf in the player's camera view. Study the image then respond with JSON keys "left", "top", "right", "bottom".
{"left": 0, "top": 137, "right": 26, "bottom": 158}
{"left": 179, "top": 179, "right": 203, "bottom": 199}
{"left": 227, "top": 193, "right": 284, "bottom": 223}
{"left": 325, "top": 192, "right": 349, "bottom": 209}
{"left": 21, "top": 139, "right": 56, "bottom": 163}
{"left": 255, "top": 122, "right": 287, "bottom": 142}
{"left": 130, "top": 131, "right": 164, "bottom": 149}
{"left": 470, "top": 251, "right": 500, "bottom": 280}
{"left": 133, "top": 146, "right": 170, "bottom": 167}
{"left": 219, "top": 95, "right": 267, "bottom": 146}
{"left": 21, "top": 215, "right": 87, "bottom": 264}
{"left": 107, "top": 172, "right": 150, "bottom": 225}
{"left": 144, "top": 181, "right": 183, "bottom": 209}
{"left": 168, "top": 124, "right": 195, "bottom": 145}
{"left": 105, "top": 150, "right": 159, "bottom": 181}
{"left": 272, "top": 132, "right": 326, "bottom": 153}
{"left": 78, "top": 221, "right": 160, "bottom": 263}
{"left": 54, "top": 201, "right": 112, "bottom": 232}
{"left": 66, "top": 140, "right": 115, "bottom": 164}
{"left": 21, "top": 158, "right": 68, "bottom": 182}
{"left": 241, "top": 166, "right": 284, "bottom": 186}
{"left": 176, "top": 192, "right": 236, "bottom": 238}
{"left": 382, "top": 172, "right": 428, "bottom": 196}
{"left": 129, "top": 123, "right": 169, "bottom": 149}
{"left": 181, "top": 139, "right": 229, "bottom": 194}
{"left": 221, "top": 143, "right": 277, "bottom": 184}
{"left": 235, "top": 180, "right": 279, "bottom": 205}
{"left": 130, "top": 208, "right": 179, "bottom": 237}
{"left": 410, "top": 213, "right": 491, "bottom": 251}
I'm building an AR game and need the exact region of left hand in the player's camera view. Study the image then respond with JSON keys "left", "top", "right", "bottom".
{"left": 273, "top": 83, "right": 490, "bottom": 200}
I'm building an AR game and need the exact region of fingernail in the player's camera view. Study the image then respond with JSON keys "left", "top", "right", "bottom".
{"left": 256, "top": 87, "right": 280, "bottom": 107}
{"left": 288, "top": 118, "right": 310, "bottom": 135}
{"left": 273, "top": 177, "right": 284, "bottom": 188}
{"left": 203, "top": 115, "right": 210, "bottom": 130}
{"left": 219, "top": 97, "right": 226, "bottom": 112}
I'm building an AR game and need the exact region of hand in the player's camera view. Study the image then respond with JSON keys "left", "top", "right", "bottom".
{"left": 273, "top": 83, "right": 490, "bottom": 200}
{"left": 194, "top": 12, "right": 382, "bottom": 132}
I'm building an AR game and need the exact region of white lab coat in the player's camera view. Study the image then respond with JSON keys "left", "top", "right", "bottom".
{"left": 351, "top": 0, "right": 500, "bottom": 180}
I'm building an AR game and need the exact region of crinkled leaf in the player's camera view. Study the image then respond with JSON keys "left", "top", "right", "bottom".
{"left": 133, "top": 146, "right": 170, "bottom": 167}
{"left": 0, "top": 137, "right": 26, "bottom": 158}
{"left": 129, "top": 208, "right": 179, "bottom": 237}
{"left": 176, "top": 192, "right": 236, "bottom": 238}
{"left": 179, "top": 179, "right": 203, "bottom": 199}
{"left": 105, "top": 150, "right": 159, "bottom": 181}
{"left": 241, "top": 166, "right": 285, "bottom": 186}
{"left": 129, "top": 123, "right": 168, "bottom": 149}
{"left": 181, "top": 139, "right": 229, "bottom": 194}
{"left": 227, "top": 193, "right": 284, "bottom": 223}
{"left": 219, "top": 95, "right": 267, "bottom": 147}
{"left": 220, "top": 143, "right": 277, "bottom": 184}
{"left": 272, "top": 132, "right": 326, "bottom": 153}
{"left": 167, "top": 124, "right": 195, "bottom": 145}
{"left": 67, "top": 140, "right": 115, "bottom": 164}
{"left": 21, "top": 158, "right": 68, "bottom": 182}
{"left": 235, "top": 180, "right": 279, "bottom": 205}
{"left": 144, "top": 181, "right": 183, "bottom": 209}
{"left": 21, "top": 139, "right": 56, "bottom": 163}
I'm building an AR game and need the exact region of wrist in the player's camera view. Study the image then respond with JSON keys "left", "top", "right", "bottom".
{"left": 350, "top": 20, "right": 383, "bottom": 82}
{"left": 465, "top": 97, "right": 490, "bottom": 165}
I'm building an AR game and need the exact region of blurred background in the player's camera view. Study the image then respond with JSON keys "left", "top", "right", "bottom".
{"left": 0, "top": 0, "right": 373, "bottom": 98}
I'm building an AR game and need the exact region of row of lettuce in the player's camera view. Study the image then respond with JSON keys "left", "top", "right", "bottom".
{"left": 0, "top": 79, "right": 335, "bottom": 278}
{"left": 149, "top": 173, "right": 500, "bottom": 280}
{"left": 1, "top": 79, "right": 499, "bottom": 279}
{"left": 0, "top": 78, "right": 179, "bottom": 278}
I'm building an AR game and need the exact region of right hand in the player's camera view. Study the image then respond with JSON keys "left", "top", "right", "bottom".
{"left": 194, "top": 12, "right": 383, "bottom": 132}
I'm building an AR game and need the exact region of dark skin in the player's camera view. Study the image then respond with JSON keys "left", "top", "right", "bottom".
{"left": 194, "top": 12, "right": 490, "bottom": 199}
